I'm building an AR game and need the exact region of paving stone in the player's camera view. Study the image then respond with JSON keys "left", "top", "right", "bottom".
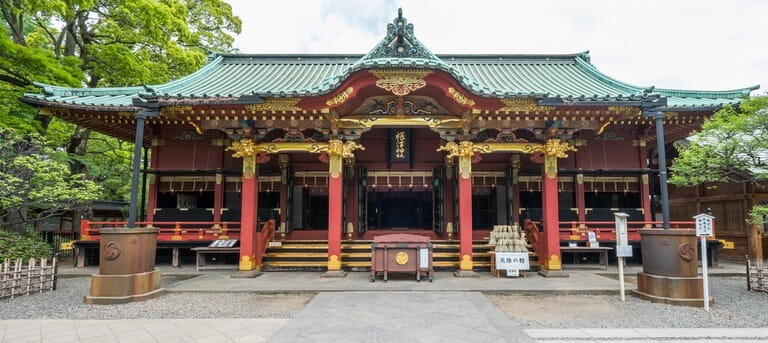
{"left": 269, "top": 291, "right": 531, "bottom": 343}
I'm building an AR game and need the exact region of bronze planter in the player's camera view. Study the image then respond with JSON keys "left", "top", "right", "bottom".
{"left": 85, "top": 227, "right": 165, "bottom": 304}
{"left": 633, "top": 229, "right": 711, "bottom": 307}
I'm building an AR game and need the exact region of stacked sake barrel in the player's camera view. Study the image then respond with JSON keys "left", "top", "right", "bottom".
{"left": 488, "top": 225, "right": 529, "bottom": 253}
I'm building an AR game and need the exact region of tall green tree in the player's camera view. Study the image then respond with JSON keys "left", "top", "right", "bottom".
{"left": 670, "top": 97, "right": 768, "bottom": 223}
{"left": 0, "top": 0, "right": 241, "bottom": 228}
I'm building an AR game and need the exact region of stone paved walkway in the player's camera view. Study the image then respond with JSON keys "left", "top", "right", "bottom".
{"left": 269, "top": 291, "right": 531, "bottom": 343}
{"left": 0, "top": 318, "right": 288, "bottom": 342}
{"left": 527, "top": 328, "right": 768, "bottom": 342}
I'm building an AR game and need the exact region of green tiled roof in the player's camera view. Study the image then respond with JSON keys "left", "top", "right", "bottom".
{"left": 23, "top": 10, "right": 758, "bottom": 111}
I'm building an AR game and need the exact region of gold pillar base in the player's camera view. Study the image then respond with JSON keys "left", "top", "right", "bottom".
{"left": 459, "top": 254, "right": 473, "bottom": 271}
{"left": 239, "top": 255, "right": 259, "bottom": 271}
{"left": 328, "top": 255, "right": 342, "bottom": 271}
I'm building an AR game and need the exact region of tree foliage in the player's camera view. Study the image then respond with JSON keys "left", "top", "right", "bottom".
{"left": 0, "top": 128, "right": 101, "bottom": 231}
{"left": 0, "top": 0, "right": 241, "bottom": 229}
{"left": 670, "top": 97, "right": 768, "bottom": 225}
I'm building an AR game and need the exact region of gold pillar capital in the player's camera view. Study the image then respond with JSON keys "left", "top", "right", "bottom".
{"left": 538, "top": 139, "right": 576, "bottom": 179}
{"left": 327, "top": 139, "right": 364, "bottom": 178}
{"left": 438, "top": 141, "right": 478, "bottom": 179}
{"left": 540, "top": 138, "right": 576, "bottom": 158}
{"left": 227, "top": 139, "right": 264, "bottom": 179}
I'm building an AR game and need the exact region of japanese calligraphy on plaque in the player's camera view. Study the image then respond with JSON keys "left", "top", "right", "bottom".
{"left": 388, "top": 128, "right": 411, "bottom": 163}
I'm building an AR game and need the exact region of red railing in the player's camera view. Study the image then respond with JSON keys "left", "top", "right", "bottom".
{"left": 557, "top": 220, "right": 712, "bottom": 242}
{"left": 256, "top": 219, "right": 276, "bottom": 266}
{"left": 80, "top": 219, "right": 242, "bottom": 241}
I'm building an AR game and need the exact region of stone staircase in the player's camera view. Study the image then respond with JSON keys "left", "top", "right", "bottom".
{"left": 263, "top": 240, "right": 538, "bottom": 271}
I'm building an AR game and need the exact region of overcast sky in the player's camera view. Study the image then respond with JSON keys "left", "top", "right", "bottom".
{"left": 226, "top": 0, "right": 767, "bottom": 94}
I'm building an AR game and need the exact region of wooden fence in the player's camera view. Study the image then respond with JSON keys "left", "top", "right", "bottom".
{"left": 746, "top": 255, "right": 767, "bottom": 294}
{"left": 1, "top": 256, "right": 58, "bottom": 300}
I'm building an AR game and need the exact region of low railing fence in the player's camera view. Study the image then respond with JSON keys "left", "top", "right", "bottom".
{"left": 80, "top": 220, "right": 242, "bottom": 241}
{"left": 746, "top": 255, "right": 767, "bottom": 294}
{"left": 558, "top": 220, "right": 705, "bottom": 241}
{"left": 1, "top": 256, "right": 58, "bottom": 300}
{"left": 37, "top": 231, "right": 77, "bottom": 259}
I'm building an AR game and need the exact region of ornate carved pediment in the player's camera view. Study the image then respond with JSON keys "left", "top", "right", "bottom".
{"left": 370, "top": 69, "right": 432, "bottom": 96}
{"left": 351, "top": 95, "right": 445, "bottom": 116}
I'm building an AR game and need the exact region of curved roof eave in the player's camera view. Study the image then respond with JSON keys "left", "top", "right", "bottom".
{"left": 28, "top": 54, "right": 226, "bottom": 98}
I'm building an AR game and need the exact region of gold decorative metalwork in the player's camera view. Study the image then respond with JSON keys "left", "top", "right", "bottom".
{"left": 499, "top": 98, "right": 553, "bottom": 113}
{"left": 227, "top": 139, "right": 264, "bottom": 179}
{"left": 239, "top": 255, "right": 256, "bottom": 271}
{"left": 395, "top": 252, "right": 409, "bottom": 265}
{"left": 370, "top": 69, "right": 432, "bottom": 96}
{"left": 246, "top": 98, "right": 301, "bottom": 112}
{"left": 460, "top": 254, "right": 473, "bottom": 271}
{"left": 227, "top": 139, "right": 263, "bottom": 158}
{"left": 260, "top": 142, "right": 328, "bottom": 154}
{"left": 327, "top": 139, "right": 365, "bottom": 178}
{"left": 447, "top": 87, "right": 475, "bottom": 107}
{"left": 576, "top": 174, "right": 584, "bottom": 185}
{"left": 537, "top": 138, "right": 576, "bottom": 179}
{"left": 325, "top": 87, "right": 354, "bottom": 107}
{"left": 160, "top": 105, "right": 192, "bottom": 118}
{"left": 539, "top": 138, "right": 576, "bottom": 159}
{"left": 546, "top": 254, "right": 562, "bottom": 270}
{"left": 328, "top": 255, "right": 341, "bottom": 270}
{"left": 607, "top": 106, "right": 641, "bottom": 116}
{"left": 642, "top": 174, "right": 649, "bottom": 185}
{"left": 339, "top": 115, "right": 462, "bottom": 129}
{"left": 188, "top": 121, "right": 203, "bottom": 135}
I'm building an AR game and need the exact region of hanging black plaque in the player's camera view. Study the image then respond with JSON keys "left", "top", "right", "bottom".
{"left": 388, "top": 128, "right": 411, "bottom": 163}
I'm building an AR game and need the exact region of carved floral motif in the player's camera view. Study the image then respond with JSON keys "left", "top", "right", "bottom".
{"left": 325, "top": 87, "right": 354, "bottom": 107}
{"left": 370, "top": 69, "right": 431, "bottom": 96}
{"left": 499, "top": 98, "right": 553, "bottom": 113}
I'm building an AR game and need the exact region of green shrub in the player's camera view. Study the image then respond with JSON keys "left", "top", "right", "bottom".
{"left": 0, "top": 230, "right": 52, "bottom": 262}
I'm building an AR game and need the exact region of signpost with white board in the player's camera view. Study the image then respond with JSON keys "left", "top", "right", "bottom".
{"left": 694, "top": 213, "right": 714, "bottom": 311}
{"left": 614, "top": 212, "right": 630, "bottom": 301}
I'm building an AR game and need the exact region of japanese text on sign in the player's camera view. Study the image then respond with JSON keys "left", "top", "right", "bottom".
{"left": 495, "top": 252, "right": 530, "bottom": 270}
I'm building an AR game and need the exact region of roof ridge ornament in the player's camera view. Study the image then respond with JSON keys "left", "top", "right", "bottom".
{"left": 358, "top": 8, "right": 441, "bottom": 62}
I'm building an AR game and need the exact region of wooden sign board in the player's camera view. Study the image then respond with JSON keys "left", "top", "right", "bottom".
{"left": 208, "top": 239, "right": 238, "bottom": 248}
{"left": 495, "top": 252, "right": 530, "bottom": 270}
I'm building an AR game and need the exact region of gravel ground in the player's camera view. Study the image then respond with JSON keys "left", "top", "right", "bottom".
{"left": 489, "top": 276, "right": 768, "bottom": 328}
{"left": 0, "top": 276, "right": 313, "bottom": 320}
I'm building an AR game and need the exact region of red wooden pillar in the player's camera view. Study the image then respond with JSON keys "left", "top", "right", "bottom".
{"left": 638, "top": 140, "right": 652, "bottom": 224}
{"left": 227, "top": 139, "right": 260, "bottom": 271}
{"left": 278, "top": 154, "right": 290, "bottom": 234}
{"left": 325, "top": 139, "right": 363, "bottom": 271}
{"left": 457, "top": 142, "right": 474, "bottom": 271}
{"left": 146, "top": 145, "right": 160, "bottom": 222}
{"left": 213, "top": 174, "right": 223, "bottom": 223}
{"left": 575, "top": 174, "right": 586, "bottom": 223}
{"left": 539, "top": 138, "right": 574, "bottom": 272}
{"left": 511, "top": 155, "right": 521, "bottom": 225}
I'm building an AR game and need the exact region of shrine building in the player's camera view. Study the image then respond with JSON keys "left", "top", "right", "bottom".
{"left": 22, "top": 10, "right": 758, "bottom": 272}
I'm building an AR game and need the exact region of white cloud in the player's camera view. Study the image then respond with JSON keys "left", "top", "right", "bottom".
{"left": 228, "top": 0, "right": 767, "bottom": 93}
